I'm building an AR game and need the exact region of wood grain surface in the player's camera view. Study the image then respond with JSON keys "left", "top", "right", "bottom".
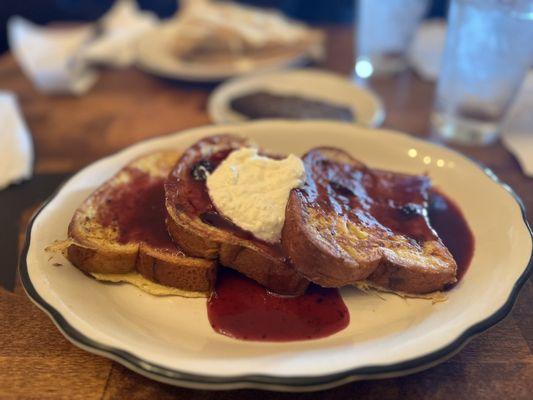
{"left": 1, "top": 27, "right": 532, "bottom": 399}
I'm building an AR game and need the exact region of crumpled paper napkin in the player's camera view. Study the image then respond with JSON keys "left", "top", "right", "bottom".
{"left": 0, "top": 92, "right": 34, "bottom": 190}
{"left": 8, "top": 0, "right": 157, "bottom": 95}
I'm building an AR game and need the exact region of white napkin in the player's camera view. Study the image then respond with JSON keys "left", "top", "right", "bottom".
{"left": 0, "top": 92, "right": 34, "bottom": 190}
{"left": 8, "top": 16, "right": 98, "bottom": 95}
{"left": 8, "top": 0, "right": 158, "bottom": 94}
{"left": 83, "top": 0, "right": 158, "bottom": 68}
{"left": 502, "top": 72, "right": 533, "bottom": 177}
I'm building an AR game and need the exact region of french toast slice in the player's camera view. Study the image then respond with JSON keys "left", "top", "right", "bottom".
{"left": 164, "top": 135, "right": 309, "bottom": 296}
{"left": 67, "top": 151, "right": 217, "bottom": 295}
{"left": 282, "top": 148, "right": 457, "bottom": 294}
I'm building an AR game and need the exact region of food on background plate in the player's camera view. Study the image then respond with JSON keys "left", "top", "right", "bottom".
{"left": 230, "top": 91, "right": 356, "bottom": 122}
{"left": 61, "top": 134, "right": 474, "bottom": 341}
{"left": 170, "top": 0, "right": 323, "bottom": 64}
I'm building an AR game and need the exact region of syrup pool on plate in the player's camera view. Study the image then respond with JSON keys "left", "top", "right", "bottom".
{"left": 207, "top": 269, "right": 350, "bottom": 342}
{"left": 207, "top": 189, "right": 474, "bottom": 342}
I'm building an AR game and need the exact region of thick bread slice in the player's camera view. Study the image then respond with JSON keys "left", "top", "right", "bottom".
{"left": 282, "top": 147, "right": 457, "bottom": 294}
{"left": 165, "top": 135, "right": 309, "bottom": 296}
{"left": 67, "top": 151, "right": 217, "bottom": 294}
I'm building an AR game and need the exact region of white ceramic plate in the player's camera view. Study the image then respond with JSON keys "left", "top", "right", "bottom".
{"left": 21, "top": 121, "right": 532, "bottom": 392}
{"left": 208, "top": 69, "right": 384, "bottom": 127}
{"left": 135, "top": 24, "right": 321, "bottom": 82}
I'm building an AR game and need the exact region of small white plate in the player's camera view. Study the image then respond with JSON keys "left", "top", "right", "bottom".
{"left": 208, "top": 69, "right": 384, "bottom": 127}
{"left": 21, "top": 121, "right": 532, "bottom": 391}
{"left": 135, "top": 24, "right": 321, "bottom": 82}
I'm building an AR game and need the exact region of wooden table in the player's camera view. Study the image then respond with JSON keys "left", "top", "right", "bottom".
{"left": 1, "top": 27, "right": 532, "bottom": 399}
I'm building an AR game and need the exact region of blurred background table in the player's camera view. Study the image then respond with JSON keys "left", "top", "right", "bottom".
{"left": 1, "top": 26, "right": 532, "bottom": 400}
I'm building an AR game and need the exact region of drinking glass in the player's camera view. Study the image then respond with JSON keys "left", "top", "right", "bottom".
{"left": 432, "top": 0, "right": 533, "bottom": 145}
{"left": 355, "top": 0, "right": 429, "bottom": 78}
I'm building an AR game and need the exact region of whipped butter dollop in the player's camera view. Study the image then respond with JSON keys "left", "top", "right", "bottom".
{"left": 206, "top": 148, "right": 305, "bottom": 243}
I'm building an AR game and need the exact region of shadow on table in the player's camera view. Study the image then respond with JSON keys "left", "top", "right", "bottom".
{"left": 0, "top": 172, "right": 71, "bottom": 291}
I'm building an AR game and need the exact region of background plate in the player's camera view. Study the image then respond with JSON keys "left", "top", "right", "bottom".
{"left": 208, "top": 69, "right": 384, "bottom": 127}
{"left": 136, "top": 24, "right": 320, "bottom": 82}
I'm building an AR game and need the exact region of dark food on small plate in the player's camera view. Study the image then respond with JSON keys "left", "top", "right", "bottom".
{"left": 64, "top": 134, "right": 474, "bottom": 342}
{"left": 230, "top": 91, "right": 356, "bottom": 122}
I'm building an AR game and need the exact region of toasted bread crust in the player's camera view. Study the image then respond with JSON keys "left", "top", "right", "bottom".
{"left": 282, "top": 202, "right": 379, "bottom": 286}
{"left": 165, "top": 211, "right": 308, "bottom": 295}
{"left": 66, "top": 151, "right": 217, "bottom": 294}
{"left": 218, "top": 243, "right": 309, "bottom": 294}
{"left": 137, "top": 244, "right": 215, "bottom": 292}
{"left": 166, "top": 207, "right": 219, "bottom": 259}
{"left": 282, "top": 147, "right": 457, "bottom": 294}
{"left": 66, "top": 242, "right": 137, "bottom": 275}
{"left": 165, "top": 135, "right": 308, "bottom": 295}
